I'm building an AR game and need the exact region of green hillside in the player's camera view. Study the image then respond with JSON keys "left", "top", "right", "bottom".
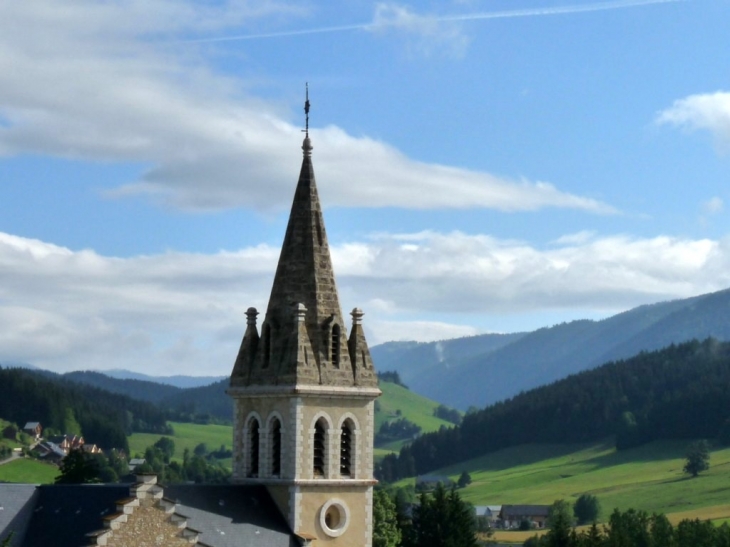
{"left": 381, "top": 338, "right": 730, "bottom": 482}
{"left": 376, "top": 381, "right": 454, "bottom": 432}
{"left": 406, "top": 439, "right": 730, "bottom": 521}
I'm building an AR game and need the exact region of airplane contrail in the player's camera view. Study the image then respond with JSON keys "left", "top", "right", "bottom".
{"left": 183, "top": 0, "right": 682, "bottom": 44}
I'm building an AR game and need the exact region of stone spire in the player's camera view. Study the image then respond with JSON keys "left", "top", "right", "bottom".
{"left": 230, "top": 98, "right": 377, "bottom": 389}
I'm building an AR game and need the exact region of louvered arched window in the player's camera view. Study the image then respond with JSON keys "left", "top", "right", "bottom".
{"left": 340, "top": 422, "right": 352, "bottom": 477}
{"left": 313, "top": 419, "right": 326, "bottom": 477}
{"left": 247, "top": 417, "right": 260, "bottom": 478}
{"left": 270, "top": 418, "right": 282, "bottom": 477}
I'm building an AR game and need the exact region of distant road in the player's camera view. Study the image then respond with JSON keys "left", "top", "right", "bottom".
{"left": 0, "top": 451, "right": 21, "bottom": 466}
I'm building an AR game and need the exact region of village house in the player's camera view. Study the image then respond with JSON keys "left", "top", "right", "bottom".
{"left": 499, "top": 504, "right": 551, "bottom": 529}
{"left": 127, "top": 457, "right": 146, "bottom": 473}
{"left": 46, "top": 434, "right": 84, "bottom": 453}
{"left": 21, "top": 422, "right": 41, "bottom": 440}
{"left": 82, "top": 444, "right": 103, "bottom": 455}
{"left": 34, "top": 441, "right": 67, "bottom": 464}
{"left": 474, "top": 505, "right": 502, "bottom": 527}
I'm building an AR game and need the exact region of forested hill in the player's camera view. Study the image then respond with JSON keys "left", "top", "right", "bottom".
{"left": 102, "top": 369, "right": 225, "bottom": 388}
{"left": 50, "top": 371, "right": 227, "bottom": 419}
{"left": 158, "top": 379, "right": 232, "bottom": 422}
{"left": 376, "top": 338, "right": 730, "bottom": 482}
{"left": 371, "top": 287, "right": 730, "bottom": 410}
{"left": 0, "top": 367, "right": 171, "bottom": 452}
{"left": 63, "top": 371, "right": 183, "bottom": 404}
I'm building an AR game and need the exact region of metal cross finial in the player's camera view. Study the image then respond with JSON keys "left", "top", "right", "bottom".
{"left": 304, "top": 82, "right": 310, "bottom": 137}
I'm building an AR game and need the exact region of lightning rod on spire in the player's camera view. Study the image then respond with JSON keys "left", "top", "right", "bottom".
{"left": 304, "top": 83, "right": 310, "bottom": 137}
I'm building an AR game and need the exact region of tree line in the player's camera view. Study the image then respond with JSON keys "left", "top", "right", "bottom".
{"left": 377, "top": 338, "right": 730, "bottom": 482}
{"left": 54, "top": 436, "right": 231, "bottom": 485}
{"left": 373, "top": 488, "right": 730, "bottom": 547}
{"left": 525, "top": 507, "right": 730, "bottom": 547}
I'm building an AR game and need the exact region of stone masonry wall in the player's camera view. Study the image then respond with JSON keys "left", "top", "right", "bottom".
{"left": 105, "top": 505, "right": 193, "bottom": 547}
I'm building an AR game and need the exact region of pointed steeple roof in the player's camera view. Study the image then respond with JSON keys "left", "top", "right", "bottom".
{"left": 266, "top": 135, "right": 339, "bottom": 331}
{"left": 230, "top": 105, "right": 377, "bottom": 390}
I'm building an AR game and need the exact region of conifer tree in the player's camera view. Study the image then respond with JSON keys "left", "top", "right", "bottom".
{"left": 373, "top": 489, "right": 401, "bottom": 547}
{"left": 408, "top": 483, "right": 477, "bottom": 547}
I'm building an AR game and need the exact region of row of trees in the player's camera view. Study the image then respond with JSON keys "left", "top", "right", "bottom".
{"left": 376, "top": 418, "right": 422, "bottom": 445}
{"left": 378, "top": 371, "right": 408, "bottom": 388}
{"left": 135, "top": 438, "right": 231, "bottom": 484}
{"left": 373, "top": 490, "right": 730, "bottom": 547}
{"left": 433, "top": 404, "right": 462, "bottom": 425}
{"left": 377, "top": 339, "right": 730, "bottom": 481}
{"left": 54, "top": 436, "right": 232, "bottom": 485}
{"left": 526, "top": 508, "right": 730, "bottom": 547}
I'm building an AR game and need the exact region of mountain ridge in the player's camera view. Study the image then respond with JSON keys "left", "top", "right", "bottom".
{"left": 370, "top": 288, "right": 730, "bottom": 409}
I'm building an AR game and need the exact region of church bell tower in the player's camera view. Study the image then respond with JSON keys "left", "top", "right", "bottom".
{"left": 228, "top": 90, "right": 380, "bottom": 546}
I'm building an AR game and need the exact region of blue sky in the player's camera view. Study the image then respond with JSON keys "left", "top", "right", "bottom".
{"left": 1, "top": 0, "right": 729, "bottom": 375}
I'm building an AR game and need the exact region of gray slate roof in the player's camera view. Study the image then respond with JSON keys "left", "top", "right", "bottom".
{"left": 500, "top": 504, "right": 550, "bottom": 518}
{"left": 165, "top": 485, "right": 298, "bottom": 547}
{"left": 36, "top": 441, "right": 66, "bottom": 459}
{"left": 0, "top": 484, "right": 38, "bottom": 547}
{"left": 22, "top": 484, "right": 128, "bottom": 547}
{"left": 0, "top": 483, "right": 297, "bottom": 547}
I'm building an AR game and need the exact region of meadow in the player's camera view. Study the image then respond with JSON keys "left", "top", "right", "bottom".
{"left": 0, "top": 458, "right": 59, "bottom": 483}
{"left": 128, "top": 421, "right": 233, "bottom": 465}
{"left": 376, "top": 381, "right": 454, "bottom": 433}
{"left": 401, "top": 439, "right": 730, "bottom": 524}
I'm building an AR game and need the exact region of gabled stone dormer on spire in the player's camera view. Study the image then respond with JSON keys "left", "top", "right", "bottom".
{"left": 230, "top": 133, "right": 377, "bottom": 389}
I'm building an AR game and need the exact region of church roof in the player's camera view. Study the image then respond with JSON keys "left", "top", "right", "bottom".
{"left": 0, "top": 483, "right": 298, "bottom": 547}
{"left": 0, "top": 484, "right": 37, "bottom": 547}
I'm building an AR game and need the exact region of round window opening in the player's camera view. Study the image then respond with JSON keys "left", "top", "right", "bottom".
{"left": 320, "top": 499, "right": 350, "bottom": 537}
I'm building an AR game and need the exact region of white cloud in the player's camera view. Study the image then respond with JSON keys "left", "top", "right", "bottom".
{"left": 657, "top": 91, "right": 730, "bottom": 152}
{"left": 551, "top": 230, "right": 596, "bottom": 245}
{"left": 335, "top": 231, "right": 727, "bottom": 314}
{"left": 369, "top": 3, "right": 470, "bottom": 58}
{"left": 0, "top": 232, "right": 279, "bottom": 374}
{"left": 703, "top": 197, "right": 724, "bottom": 215}
{"left": 2, "top": 230, "right": 729, "bottom": 375}
{"left": 367, "top": 320, "right": 480, "bottom": 343}
{"left": 0, "top": 0, "right": 612, "bottom": 214}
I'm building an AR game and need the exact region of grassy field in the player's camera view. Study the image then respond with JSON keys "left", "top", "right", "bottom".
{"left": 0, "top": 419, "right": 24, "bottom": 450}
{"left": 376, "top": 381, "right": 454, "bottom": 435}
{"left": 0, "top": 458, "right": 59, "bottom": 483}
{"left": 396, "top": 439, "right": 730, "bottom": 524}
{"left": 128, "top": 421, "right": 233, "bottom": 463}
{"left": 0, "top": 438, "right": 22, "bottom": 450}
